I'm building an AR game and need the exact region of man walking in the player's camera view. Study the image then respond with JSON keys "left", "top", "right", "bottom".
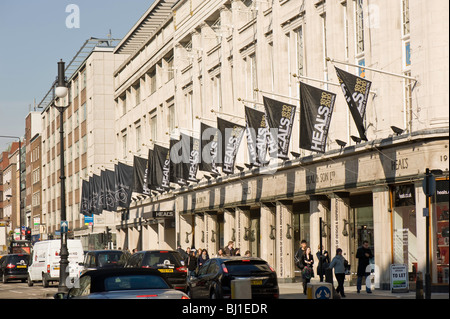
{"left": 356, "top": 240, "right": 373, "bottom": 293}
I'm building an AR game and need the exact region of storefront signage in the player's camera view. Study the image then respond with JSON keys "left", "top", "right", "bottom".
{"left": 436, "top": 180, "right": 449, "bottom": 203}
{"left": 154, "top": 211, "right": 174, "bottom": 218}
{"left": 390, "top": 264, "right": 409, "bottom": 292}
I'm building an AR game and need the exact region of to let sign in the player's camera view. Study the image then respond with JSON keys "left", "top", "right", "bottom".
{"left": 390, "top": 264, "right": 409, "bottom": 293}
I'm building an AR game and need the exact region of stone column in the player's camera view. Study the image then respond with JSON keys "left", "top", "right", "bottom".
{"left": 179, "top": 213, "right": 194, "bottom": 250}
{"left": 223, "top": 208, "right": 235, "bottom": 247}
{"left": 276, "top": 200, "right": 294, "bottom": 282}
{"left": 194, "top": 213, "right": 205, "bottom": 249}
{"left": 235, "top": 206, "right": 251, "bottom": 254}
{"left": 204, "top": 212, "right": 218, "bottom": 254}
{"left": 310, "top": 195, "right": 330, "bottom": 275}
{"left": 330, "top": 193, "right": 351, "bottom": 261}
{"left": 260, "top": 202, "right": 276, "bottom": 268}
{"left": 373, "top": 186, "right": 393, "bottom": 290}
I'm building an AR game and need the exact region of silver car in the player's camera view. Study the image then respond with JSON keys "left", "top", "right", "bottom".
{"left": 54, "top": 268, "right": 189, "bottom": 299}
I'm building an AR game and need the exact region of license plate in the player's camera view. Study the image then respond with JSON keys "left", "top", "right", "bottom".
{"left": 158, "top": 269, "right": 173, "bottom": 273}
{"left": 251, "top": 280, "right": 263, "bottom": 286}
{"left": 17, "top": 265, "right": 27, "bottom": 268}
{"left": 54, "top": 267, "right": 60, "bottom": 270}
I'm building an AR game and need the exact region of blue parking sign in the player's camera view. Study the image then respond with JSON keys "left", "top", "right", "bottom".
{"left": 315, "top": 286, "right": 332, "bottom": 299}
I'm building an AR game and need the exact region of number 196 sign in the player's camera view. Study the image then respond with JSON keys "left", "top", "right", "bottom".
{"left": 390, "top": 264, "right": 409, "bottom": 292}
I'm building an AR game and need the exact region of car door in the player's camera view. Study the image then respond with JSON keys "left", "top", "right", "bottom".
{"left": 195, "top": 260, "right": 211, "bottom": 298}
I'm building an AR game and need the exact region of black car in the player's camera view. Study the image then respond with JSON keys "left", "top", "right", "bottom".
{"left": 54, "top": 268, "right": 189, "bottom": 299}
{"left": 80, "top": 250, "right": 125, "bottom": 274}
{"left": 125, "top": 250, "right": 187, "bottom": 291}
{"left": 186, "top": 257, "right": 279, "bottom": 299}
{"left": 0, "top": 254, "right": 30, "bottom": 283}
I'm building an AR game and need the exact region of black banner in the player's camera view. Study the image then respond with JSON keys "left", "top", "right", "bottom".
{"left": 153, "top": 144, "right": 171, "bottom": 192}
{"left": 181, "top": 133, "right": 200, "bottom": 183}
{"left": 115, "top": 162, "right": 134, "bottom": 209}
{"left": 244, "top": 106, "right": 271, "bottom": 166}
{"left": 99, "top": 170, "right": 107, "bottom": 210}
{"left": 217, "top": 117, "right": 245, "bottom": 174}
{"left": 200, "top": 122, "right": 220, "bottom": 175}
{"left": 133, "top": 156, "right": 151, "bottom": 196}
{"left": 299, "top": 82, "right": 336, "bottom": 153}
{"left": 103, "top": 169, "right": 117, "bottom": 211}
{"left": 92, "top": 174, "right": 103, "bottom": 215}
{"left": 263, "top": 96, "right": 296, "bottom": 160}
{"left": 335, "top": 67, "right": 371, "bottom": 141}
{"left": 80, "top": 179, "right": 91, "bottom": 216}
{"left": 170, "top": 137, "right": 187, "bottom": 186}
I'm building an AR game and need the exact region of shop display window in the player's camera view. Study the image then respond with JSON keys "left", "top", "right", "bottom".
{"left": 434, "top": 180, "right": 449, "bottom": 284}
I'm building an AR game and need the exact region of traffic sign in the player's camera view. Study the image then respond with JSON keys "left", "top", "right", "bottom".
{"left": 61, "top": 221, "right": 68, "bottom": 233}
{"left": 315, "top": 286, "right": 332, "bottom": 299}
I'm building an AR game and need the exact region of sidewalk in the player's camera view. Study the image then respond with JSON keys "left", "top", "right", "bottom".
{"left": 278, "top": 280, "right": 449, "bottom": 299}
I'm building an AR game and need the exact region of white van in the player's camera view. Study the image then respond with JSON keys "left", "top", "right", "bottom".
{"left": 27, "top": 239, "right": 84, "bottom": 287}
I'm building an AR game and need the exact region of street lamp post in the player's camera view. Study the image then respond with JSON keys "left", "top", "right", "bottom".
{"left": 53, "top": 60, "right": 70, "bottom": 293}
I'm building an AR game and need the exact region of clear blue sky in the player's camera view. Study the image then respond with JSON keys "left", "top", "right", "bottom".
{"left": 0, "top": 0, "right": 153, "bottom": 151}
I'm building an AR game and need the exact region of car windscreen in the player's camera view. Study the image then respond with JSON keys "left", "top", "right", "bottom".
{"left": 97, "top": 252, "right": 123, "bottom": 267}
{"left": 8, "top": 255, "right": 30, "bottom": 265}
{"left": 103, "top": 275, "right": 170, "bottom": 291}
{"left": 224, "top": 260, "right": 272, "bottom": 275}
{"left": 142, "top": 252, "right": 182, "bottom": 268}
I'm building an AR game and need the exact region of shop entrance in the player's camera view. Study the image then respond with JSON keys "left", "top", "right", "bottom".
{"left": 349, "top": 193, "right": 374, "bottom": 285}
{"left": 392, "top": 184, "right": 417, "bottom": 283}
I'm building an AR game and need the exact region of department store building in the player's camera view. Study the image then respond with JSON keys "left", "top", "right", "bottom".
{"left": 112, "top": 0, "right": 449, "bottom": 289}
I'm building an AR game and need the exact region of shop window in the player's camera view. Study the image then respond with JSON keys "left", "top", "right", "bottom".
{"left": 392, "top": 184, "right": 417, "bottom": 281}
{"left": 434, "top": 180, "right": 449, "bottom": 284}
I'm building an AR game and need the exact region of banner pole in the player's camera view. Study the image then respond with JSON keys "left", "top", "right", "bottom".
{"left": 326, "top": 57, "right": 418, "bottom": 82}
{"left": 237, "top": 97, "right": 264, "bottom": 106}
{"left": 254, "top": 88, "right": 301, "bottom": 102}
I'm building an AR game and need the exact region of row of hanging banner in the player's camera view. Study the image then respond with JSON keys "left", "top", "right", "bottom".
{"left": 80, "top": 67, "right": 372, "bottom": 216}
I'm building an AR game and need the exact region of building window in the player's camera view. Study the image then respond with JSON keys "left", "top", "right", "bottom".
{"left": 296, "top": 27, "right": 304, "bottom": 77}
{"left": 82, "top": 135, "right": 87, "bottom": 154}
{"left": 81, "top": 69, "right": 86, "bottom": 90}
{"left": 213, "top": 74, "right": 222, "bottom": 111}
{"left": 150, "top": 69, "right": 157, "bottom": 95}
{"left": 167, "top": 104, "right": 175, "bottom": 133}
{"left": 121, "top": 94, "right": 127, "bottom": 116}
{"left": 402, "top": 0, "right": 410, "bottom": 36}
{"left": 135, "top": 124, "right": 141, "bottom": 152}
{"left": 134, "top": 82, "right": 141, "bottom": 106}
{"left": 403, "top": 71, "right": 413, "bottom": 132}
{"left": 82, "top": 103, "right": 87, "bottom": 122}
{"left": 122, "top": 133, "right": 127, "bottom": 159}
{"left": 150, "top": 115, "right": 157, "bottom": 143}
{"left": 355, "top": 0, "right": 365, "bottom": 54}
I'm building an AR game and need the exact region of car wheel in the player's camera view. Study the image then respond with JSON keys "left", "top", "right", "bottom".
{"left": 42, "top": 274, "right": 49, "bottom": 288}
{"left": 27, "top": 274, "right": 34, "bottom": 287}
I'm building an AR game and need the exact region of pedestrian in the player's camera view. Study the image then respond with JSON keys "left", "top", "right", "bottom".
{"left": 224, "top": 241, "right": 235, "bottom": 256}
{"left": 244, "top": 250, "right": 251, "bottom": 257}
{"left": 301, "top": 247, "right": 314, "bottom": 295}
{"left": 132, "top": 248, "right": 138, "bottom": 254}
{"left": 198, "top": 249, "right": 209, "bottom": 268}
{"left": 216, "top": 248, "right": 225, "bottom": 257}
{"left": 316, "top": 245, "right": 330, "bottom": 282}
{"left": 234, "top": 248, "right": 241, "bottom": 256}
{"left": 328, "top": 248, "right": 346, "bottom": 298}
{"left": 196, "top": 248, "right": 203, "bottom": 258}
{"left": 294, "top": 239, "right": 307, "bottom": 269}
{"left": 356, "top": 240, "right": 373, "bottom": 293}
{"left": 186, "top": 250, "right": 197, "bottom": 277}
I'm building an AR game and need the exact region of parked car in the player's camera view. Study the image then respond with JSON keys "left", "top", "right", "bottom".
{"left": 0, "top": 254, "right": 30, "bottom": 283}
{"left": 80, "top": 250, "right": 124, "bottom": 275}
{"left": 186, "top": 257, "right": 279, "bottom": 299}
{"left": 54, "top": 268, "right": 190, "bottom": 299}
{"left": 125, "top": 250, "right": 187, "bottom": 291}
{"left": 27, "top": 239, "right": 84, "bottom": 287}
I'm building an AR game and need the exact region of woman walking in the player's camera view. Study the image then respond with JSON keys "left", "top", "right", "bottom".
{"left": 197, "top": 249, "right": 209, "bottom": 268}
{"left": 316, "top": 245, "right": 330, "bottom": 282}
{"left": 328, "top": 248, "right": 346, "bottom": 298}
{"left": 301, "top": 247, "right": 314, "bottom": 295}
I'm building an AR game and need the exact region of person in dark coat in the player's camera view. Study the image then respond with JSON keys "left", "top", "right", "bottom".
{"left": 316, "top": 245, "right": 330, "bottom": 282}
{"left": 301, "top": 247, "right": 314, "bottom": 295}
{"left": 186, "top": 251, "right": 197, "bottom": 278}
{"left": 197, "top": 249, "right": 209, "bottom": 268}
{"left": 356, "top": 240, "right": 373, "bottom": 293}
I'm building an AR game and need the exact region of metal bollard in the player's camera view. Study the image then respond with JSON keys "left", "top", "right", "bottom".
{"left": 416, "top": 271, "right": 424, "bottom": 299}
{"left": 231, "top": 279, "right": 252, "bottom": 299}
